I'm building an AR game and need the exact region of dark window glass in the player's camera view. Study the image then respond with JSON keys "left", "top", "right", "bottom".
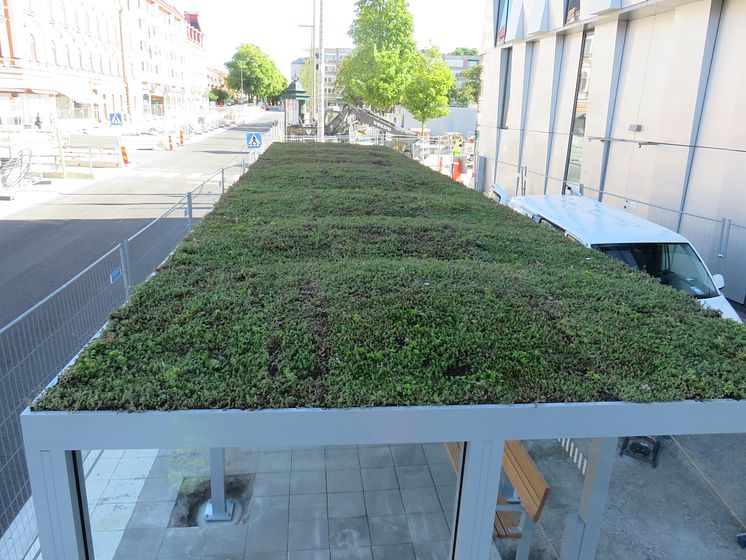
{"left": 594, "top": 243, "right": 719, "bottom": 299}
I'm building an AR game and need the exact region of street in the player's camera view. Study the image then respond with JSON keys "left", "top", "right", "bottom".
{"left": 0, "top": 116, "right": 275, "bottom": 328}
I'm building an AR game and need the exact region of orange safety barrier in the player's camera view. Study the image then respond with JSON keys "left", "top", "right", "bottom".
{"left": 437, "top": 157, "right": 442, "bottom": 174}
{"left": 168, "top": 135, "right": 174, "bottom": 151}
{"left": 179, "top": 131, "right": 184, "bottom": 145}
{"left": 121, "top": 146, "right": 130, "bottom": 165}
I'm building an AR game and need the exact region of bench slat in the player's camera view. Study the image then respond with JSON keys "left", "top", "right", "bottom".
{"left": 442, "top": 441, "right": 551, "bottom": 528}
{"left": 503, "top": 441, "right": 550, "bottom": 522}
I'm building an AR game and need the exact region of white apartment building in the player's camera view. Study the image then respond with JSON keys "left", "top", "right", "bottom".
{"left": 477, "top": 0, "right": 746, "bottom": 304}
{"left": 0, "top": 0, "right": 126, "bottom": 128}
{"left": 322, "top": 47, "right": 352, "bottom": 111}
{"left": 0, "top": 0, "right": 208, "bottom": 128}
{"left": 120, "top": 1, "right": 207, "bottom": 120}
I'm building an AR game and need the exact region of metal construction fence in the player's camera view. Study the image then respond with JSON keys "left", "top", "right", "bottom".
{"left": 479, "top": 156, "right": 746, "bottom": 304}
{"left": 0, "top": 149, "right": 261, "bottom": 559}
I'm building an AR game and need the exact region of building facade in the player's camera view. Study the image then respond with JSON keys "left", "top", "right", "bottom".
{"left": 321, "top": 47, "right": 352, "bottom": 111}
{"left": 0, "top": 0, "right": 208, "bottom": 129}
{"left": 477, "top": 0, "right": 746, "bottom": 304}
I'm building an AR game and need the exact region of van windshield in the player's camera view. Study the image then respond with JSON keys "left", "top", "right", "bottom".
{"left": 593, "top": 243, "right": 719, "bottom": 299}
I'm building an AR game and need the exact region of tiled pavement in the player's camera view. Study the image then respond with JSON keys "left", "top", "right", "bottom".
{"left": 86, "top": 444, "right": 464, "bottom": 560}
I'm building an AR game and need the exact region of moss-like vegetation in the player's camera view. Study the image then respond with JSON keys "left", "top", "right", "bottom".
{"left": 35, "top": 144, "right": 746, "bottom": 411}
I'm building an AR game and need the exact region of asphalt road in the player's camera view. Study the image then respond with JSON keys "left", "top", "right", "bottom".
{"left": 0, "top": 117, "right": 275, "bottom": 327}
{"left": 0, "top": 114, "right": 277, "bottom": 540}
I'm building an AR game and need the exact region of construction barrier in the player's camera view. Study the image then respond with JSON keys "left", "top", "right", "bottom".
{"left": 168, "top": 135, "right": 174, "bottom": 151}
{"left": 121, "top": 146, "right": 130, "bottom": 165}
{"left": 452, "top": 159, "right": 462, "bottom": 181}
{"left": 179, "top": 131, "right": 184, "bottom": 146}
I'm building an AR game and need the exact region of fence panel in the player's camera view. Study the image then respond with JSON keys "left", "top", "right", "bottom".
{"left": 722, "top": 224, "right": 746, "bottom": 303}
{"left": 126, "top": 197, "right": 191, "bottom": 287}
{"left": 0, "top": 247, "right": 127, "bottom": 558}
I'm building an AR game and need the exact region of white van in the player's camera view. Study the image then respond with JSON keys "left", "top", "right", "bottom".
{"left": 507, "top": 194, "right": 742, "bottom": 323}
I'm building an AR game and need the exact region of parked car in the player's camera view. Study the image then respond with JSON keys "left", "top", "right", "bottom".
{"left": 506, "top": 194, "right": 742, "bottom": 322}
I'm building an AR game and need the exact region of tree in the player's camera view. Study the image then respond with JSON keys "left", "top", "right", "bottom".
{"left": 450, "top": 63, "right": 482, "bottom": 106}
{"left": 449, "top": 47, "right": 478, "bottom": 56}
{"left": 208, "top": 87, "right": 233, "bottom": 104}
{"left": 299, "top": 55, "right": 316, "bottom": 117}
{"left": 225, "top": 44, "right": 287, "bottom": 102}
{"left": 402, "top": 47, "right": 455, "bottom": 134}
{"left": 337, "top": 0, "right": 419, "bottom": 111}
{"left": 461, "top": 64, "right": 482, "bottom": 104}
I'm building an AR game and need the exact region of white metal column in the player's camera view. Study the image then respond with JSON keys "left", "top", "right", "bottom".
{"left": 560, "top": 437, "right": 617, "bottom": 560}
{"left": 451, "top": 439, "right": 504, "bottom": 559}
{"left": 25, "top": 448, "right": 91, "bottom": 559}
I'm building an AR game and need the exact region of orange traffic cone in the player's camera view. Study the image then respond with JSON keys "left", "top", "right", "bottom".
{"left": 121, "top": 146, "right": 130, "bottom": 165}
{"left": 452, "top": 159, "right": 462, "bottom": 181}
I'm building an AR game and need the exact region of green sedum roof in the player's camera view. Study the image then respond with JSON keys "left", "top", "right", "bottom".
{"left": 35, "top": 144, "right": 746, "bottom": 412}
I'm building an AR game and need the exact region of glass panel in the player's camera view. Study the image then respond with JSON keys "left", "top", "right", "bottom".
{"left": 566, "top": 0, "right": 581, "bottom": 24}
{"left": 496, "top": 0, "right": 511, "bottom": 43}
{"left": 85, "top": 443, "right": 462, "bottom": 559}
{"left": 564, "top": 30, "right": 594, "bottom": 189}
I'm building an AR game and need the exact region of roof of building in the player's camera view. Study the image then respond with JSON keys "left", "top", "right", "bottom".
{"left": 34, "top": 144, "right": 746, "bottom": 412}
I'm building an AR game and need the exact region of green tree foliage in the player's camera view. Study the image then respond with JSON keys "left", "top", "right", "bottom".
{"left": 403, "top": 47, "right": 455, "bottom": 132}
{"left": 450, "top": 63, "right": 482, "bottom": 106}
{"left": 225, "top": 44, "right": 287, "bottom": 101}
{"left": 449, "top": 47, "right": 478, "bottom": 56}
{"left": 299, "top": 55, "right": 316, "bottom": 116}
{"left": 208, "top": 88, "right": 233, "bottom": 104}
{"left": 337, "top": 0, "right": 418, "bottom": 111}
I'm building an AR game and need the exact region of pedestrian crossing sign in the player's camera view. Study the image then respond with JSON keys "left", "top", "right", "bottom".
{"left": 109, "top": 112, "right": 123, "bottom": 126}
{"left": 246, "top": 132, "right": 263, "bottom": 149}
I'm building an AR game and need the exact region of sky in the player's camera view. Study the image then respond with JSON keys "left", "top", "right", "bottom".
{"left": 177, "top": 0, "right": 484, "bottom": 79}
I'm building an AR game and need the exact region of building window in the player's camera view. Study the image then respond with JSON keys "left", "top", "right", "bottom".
{"left": 498, "top": 47, "right": 512, "bottom": 128}
{"left": 564, "top": 29, "right": 594, "bottom": 190}
{"left": 78, "top": 49, "right": 83, "bottom": 68}
{"left": 73, "top": 7, "right": 79, "bottom": 29}
{"left": 30, "top": 35, "right": 38, "bottom": 61}
{"left": 85, "top": 13, "right": 90, "bottom": 33}
{"left": 325, "top": 65, "right": 336, "bottom": 73}
{"left": 52, "top": 42, "right": 58, "bottom": 65}
{"left": 565, "top": 0, "right": 581, "bottom": 24}
{"left": 496, "top": 0, "right": 511, "bottom": 44}
{"left": 65, "top": 46, "right": 71, "bottom": 67}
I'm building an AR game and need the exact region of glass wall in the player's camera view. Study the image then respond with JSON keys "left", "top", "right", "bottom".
{"left": 83, "top": 443, "right": 463, "bottom": 559}
{"left": 564, "top": 29, "right": 594, "bottom": 190}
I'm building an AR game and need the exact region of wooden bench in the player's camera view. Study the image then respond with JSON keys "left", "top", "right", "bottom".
{"left": 444, "top": 441, "right": 551, "bottom": 559}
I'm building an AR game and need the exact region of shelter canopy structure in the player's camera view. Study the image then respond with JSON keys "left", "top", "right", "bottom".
{"left": 22, "top": 144, "right": 746, "bottom": 559}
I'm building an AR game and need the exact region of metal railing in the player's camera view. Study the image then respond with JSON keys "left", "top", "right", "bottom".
{"left": 0, "top": 147, "right": 263, "bottom": 559}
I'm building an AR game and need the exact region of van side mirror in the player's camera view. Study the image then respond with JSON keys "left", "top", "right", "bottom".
{"left": 712, "top": 274, "right": 725, "bottom": 290}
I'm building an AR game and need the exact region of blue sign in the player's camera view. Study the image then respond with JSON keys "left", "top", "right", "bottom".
{"left": 246, "top": 132, "right": 263, "bottom": 149}
{"left": 109, "top": 113, "right": 123, "bottom": 126}
{"left": 110, "top": 267, "right": 123, "bottom": 284}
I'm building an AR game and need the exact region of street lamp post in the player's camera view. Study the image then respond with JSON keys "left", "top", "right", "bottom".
{"left": 318, "top": 0, "right": 325, "bottom": 142}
